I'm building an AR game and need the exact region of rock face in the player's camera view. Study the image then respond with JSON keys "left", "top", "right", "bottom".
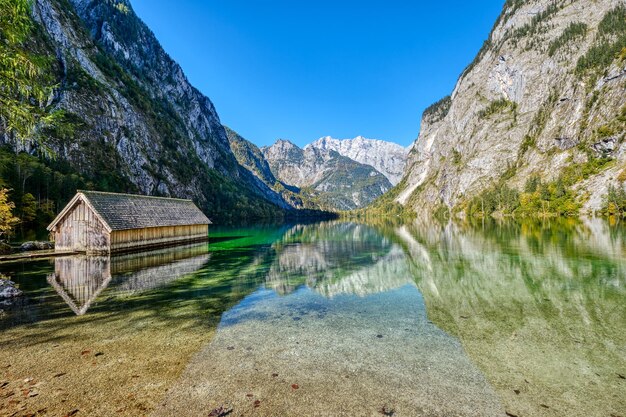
{"left": 397, "top": 0, "right": 626, "bottom": 214}
{"left": 307, "top": 136, "right": 409, "bottom": 185}
{"left": 262, "top": 140, "right": 393, "bottom": 210}
{"left": 2, "top": 0, "right": 290, "bottom": 222}
{"left": 225, "top": 127, "right": 277, "bottom": 187}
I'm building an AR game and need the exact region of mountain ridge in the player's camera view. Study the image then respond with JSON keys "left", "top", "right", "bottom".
{"left": 228, "top": 129, "right": 395, "bottom": 211}
{"left": 262, "top": 140, "right": 393, "bottom": 210}
{"left": 306, "top": 136, "right": 409, "bottom": 185}
{"left": 395, "top": 0, "right": 626, "bottom": 217}
{"left": 0, "top": 0, "right": 294, "bottom": 224}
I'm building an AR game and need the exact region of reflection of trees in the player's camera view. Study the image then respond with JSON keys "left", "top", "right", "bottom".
{"left": 393, "top": 217, "right": 626, "bottom": 417}
{"left": 110, "top": 245, "right": 211, "bottom": 295}
{"left": 265, "top": 222, "right": 413, "bottom": 297}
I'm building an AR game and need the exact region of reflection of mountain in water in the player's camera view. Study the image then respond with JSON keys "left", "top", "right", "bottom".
{"left": 314, "top": 246, "right": 411, "bottom": 297}
{"left": 392, "top": 217, "right": 626, "bottom": 417}
{"left": 266, "top": 222, "right": 413, "bottom": 297}
{"left": 155, "top": 221, "right": 505, "bottom": 416}
{"left": 48, "top": 243, "right": 210, "bottom": 315}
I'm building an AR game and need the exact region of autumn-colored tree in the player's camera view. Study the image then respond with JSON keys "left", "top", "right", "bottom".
{"left": 0, "top": 0, "right": 60, "bottom": 153}
{"left": 0, "top": 189, "right": 20, "bottom": 239}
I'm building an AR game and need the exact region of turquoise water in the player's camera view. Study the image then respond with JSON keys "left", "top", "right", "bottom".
{"left": 1, "top": 219, "right": 625, "bottom": 416}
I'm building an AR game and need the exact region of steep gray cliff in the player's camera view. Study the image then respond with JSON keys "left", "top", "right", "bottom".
{"left": 4, "top": 0, "right": 289, "bottom": 222}
{"left": 397, "top": 0, "right": 626, "bottom": 215}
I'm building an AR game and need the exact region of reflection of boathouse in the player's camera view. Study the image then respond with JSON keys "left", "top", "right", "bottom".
{"left": 47, "top": 191, "right": 211, "bottom": 254}
{"left": 48, "top": 244, "right": 210, "bottom": 315}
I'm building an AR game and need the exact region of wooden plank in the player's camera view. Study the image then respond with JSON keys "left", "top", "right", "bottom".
{"left": 108, "top": 225, "right": 208, "bottom": 253}
{"left": 0, "top": 250, "right": 79, "bottom": 264}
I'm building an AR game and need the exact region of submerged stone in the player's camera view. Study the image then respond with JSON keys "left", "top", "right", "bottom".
{"left": 0, "top": 279, "right": 22, "bottom": 299}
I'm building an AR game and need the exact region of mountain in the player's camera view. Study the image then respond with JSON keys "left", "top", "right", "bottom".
{"left": 225, "top": 128, "right": 315, "bottom": 209}
{"left": 307, "top": 136, "right": 409, "bottom": 185}
{"left": 0, "top": 0, "right": 290, "bottom": 224}
{"left": 225, "top": 127, "right": 277, "bottom": 186}
{"left": 226, "top": 126, "right": 396, "bottom": 211}
{"left": 261, "top": 139, "right": 393, "bottom": 210}
{"left": 395, "top": 0, "right": 626, "bottom": 216}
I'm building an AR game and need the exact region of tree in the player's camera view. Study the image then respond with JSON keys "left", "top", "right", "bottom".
{"left": 0, "top": 188, "right": 19, "bottom": 239}
{"left": 20, "top": 192, "right": 37, "bottom": 223}
{"left": 0, "top": 0, "right": 60, "bottom": 153}
{"left": 605, "top": 183, "right": 626, "bottom": 216}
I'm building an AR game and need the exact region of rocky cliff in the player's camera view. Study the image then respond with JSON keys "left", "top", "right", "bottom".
{"left": 396, "top": 0, "right": 626, "bottom": 216}
{"left": 2, "top": 0, "right": 289, "bottom": 223}
{"left": 262, "top": 139, "right": 393, "bottom": 210}
{"left": 307, "top": 136, "right": 409, "bottom": 185}
{"left": 226, "top": 126, "right": 395, "bottom": 211}
{"left": 226, "top": 127, "right": 316, "bottom": 209}
{"left": 225, "top": 127, "right": 277, "bottom": 187}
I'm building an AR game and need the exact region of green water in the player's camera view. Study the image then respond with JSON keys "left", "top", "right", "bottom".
{"left": 0, "top": 219, "right": 624, "bottom": 416}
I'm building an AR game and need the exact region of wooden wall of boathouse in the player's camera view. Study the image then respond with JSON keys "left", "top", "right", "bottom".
{"left": 53, "top": 200, "right": 110, "bottom": 253}
{"left": 109, "top": 224, "right": 208, "bottom": 253}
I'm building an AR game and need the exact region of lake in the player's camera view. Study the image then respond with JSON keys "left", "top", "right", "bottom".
{"left": 0, "top": 219, "right": 624, "bottom": 416}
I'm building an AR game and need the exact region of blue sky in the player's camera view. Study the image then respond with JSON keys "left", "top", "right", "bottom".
{"left": 131, "top": 0, "right": 504, "bottom": 147}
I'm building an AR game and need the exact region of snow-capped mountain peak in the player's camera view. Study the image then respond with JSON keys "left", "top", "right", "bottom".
{"left": 306, "top": 136, "right": 409, "bottom": 185}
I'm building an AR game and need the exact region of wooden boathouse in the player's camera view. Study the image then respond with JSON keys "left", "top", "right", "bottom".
{"left": 47, "top": 191, "right": 211, "bottom": 254}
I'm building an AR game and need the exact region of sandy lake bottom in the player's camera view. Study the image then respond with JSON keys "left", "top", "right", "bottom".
{"left": 1, "top": 219, "right": 625, "bottom": 416}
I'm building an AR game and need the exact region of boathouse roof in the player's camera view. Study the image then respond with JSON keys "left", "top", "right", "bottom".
{"left": 47, "top": 191, "right": 211, "bottom": 232}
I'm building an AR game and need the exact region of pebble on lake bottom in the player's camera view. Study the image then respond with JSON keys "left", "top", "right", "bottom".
{"left": 379, "top": 405, "right": 395, "bottom": 416}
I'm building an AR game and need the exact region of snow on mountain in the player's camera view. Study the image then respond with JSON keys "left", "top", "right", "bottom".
{"left": 306, "top": 136, "right": 409, "bottom": 185}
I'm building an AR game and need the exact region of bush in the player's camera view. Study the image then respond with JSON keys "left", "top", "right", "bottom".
{"left": 597, "top": 125, "right": 616, "bottom": 138}
{"left": 452, "top": 149, "right": 462, "bottom": 165}
{"left": 467, "top": 184, "right": 520, "bottom": 217}
{"left": 524, "top": 175, "right": 541, "bottom": 192}
{"left": 519, "top": 135, "right": 536, "bottom": 156}
{"left": 478, "top": 99, "right": 518, "bottom": 120}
